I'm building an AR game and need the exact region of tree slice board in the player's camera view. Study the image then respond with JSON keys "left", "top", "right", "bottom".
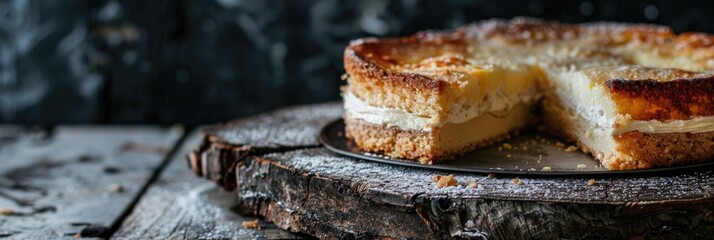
{"left": 191, "top": 102, "right": 714, "bottom": 239}
{"left": 114, "top": 128, "right": 304, "bottom": 239}
{"left": 188, "top": 102, "right": 343, "bottom": 190}
{"left": 0, "top": 126, "right": 182, "bottom": 239}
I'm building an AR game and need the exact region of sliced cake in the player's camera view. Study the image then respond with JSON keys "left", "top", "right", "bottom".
{"left": 343, "top": 18, "right": 714, "bottom": 170}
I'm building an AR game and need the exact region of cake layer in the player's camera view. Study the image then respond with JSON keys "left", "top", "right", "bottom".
{"left": 345, "top": 44, "right": 541, "bottom": 124}
{"left": 545, "top": 65, "right": 714, "bottom": 135}
{"left": 343, "top": 18, "right": 714, "bottom": 169}
{"left": 344, "top": 102, "right": 533, "bottom": 164}
{"left": 543, "top": 96, "right": 714, "bottom": 170}
{"left": 343, "top": 86, "right": 538, "bottom": 131}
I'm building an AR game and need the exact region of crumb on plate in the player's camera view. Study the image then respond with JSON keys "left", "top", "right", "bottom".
{"left": 502, "top": 143, "right": 513, "bottom": 150}
{"left": 565, "top": 145, "right": 578, "bottom": 152}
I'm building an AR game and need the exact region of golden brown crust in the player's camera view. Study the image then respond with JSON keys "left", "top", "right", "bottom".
{"left": 344, "top": 114, "right": 523, "bottom": 164}
{"left": 343, "top": 32, "right": 467, "bottom": 118}
{"left": 457, "top": 17, "right": 674, "bottom": 44}
{"left": 615, "top": 131, "right": 714, "bottom": 169}
{"left": 343, "top": 114, "right": 440, "bottom": 164}
{"left": 606, "top": 76, "right": 714, "bottom": 121}
{"left": 344, "top": 17, "right": 714, "bottom": 118}
{"left": 344, "top": 31, "right": 465, "bottom": 93}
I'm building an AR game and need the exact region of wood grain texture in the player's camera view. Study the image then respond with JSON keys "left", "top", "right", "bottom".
{"left": 114, "top": 129, "right": 303, "bottom": 240}
{"left": 189, "top": 102, "right": 343, "bottom": 190}
{"left": 0, "top": 126, "right": 182, "bottom": 239}
{"left": 192, "top": 103, "right": 714, "bottom": 239}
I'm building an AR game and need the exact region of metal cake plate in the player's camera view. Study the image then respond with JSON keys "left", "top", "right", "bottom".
{"left": 319, "top": 119, "right": 714, "bottom": 177}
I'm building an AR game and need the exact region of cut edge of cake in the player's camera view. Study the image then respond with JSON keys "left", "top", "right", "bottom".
{"left": 342, "top": 17, "right": 714, "bottom": 170}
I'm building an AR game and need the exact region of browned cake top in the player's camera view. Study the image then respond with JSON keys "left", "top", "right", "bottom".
{"left": 344, "top": 17, "right": 714, "bottom": 121}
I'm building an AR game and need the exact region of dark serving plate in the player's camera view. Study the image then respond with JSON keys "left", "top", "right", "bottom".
{"left": 319, "top": 119, "right": 714, "bottom": 177}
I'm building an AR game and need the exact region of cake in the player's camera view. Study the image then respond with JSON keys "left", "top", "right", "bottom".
{"left": 342, "top": 18, "right": 714, "bottom": 170}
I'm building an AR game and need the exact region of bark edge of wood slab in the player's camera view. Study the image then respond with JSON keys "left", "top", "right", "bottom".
{"left": 189, "top": 102, "right": 714, "bottom": 239}
{"left": 188, "top": 102, "right": 343, "bottom": 190}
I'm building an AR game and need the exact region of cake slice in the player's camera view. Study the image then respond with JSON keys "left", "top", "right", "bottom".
{"left": 343, "top": 34, "right": 541, "bottom": 164}
{"left": 543, "top": 66, "right": 714, "bottom": 170}
{"left": 342, "top": 18, "right": 714, "bottom": 169}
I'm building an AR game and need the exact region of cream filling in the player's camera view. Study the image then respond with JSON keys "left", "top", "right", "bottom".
{"left": 440, "top": 103, "right": 531, "bottom": 152}
{"left": 343, "top": 86, "right": 537, "bottom": 132}
{"left": 343, "top": 91, "right": 431, "bottom": 131}
{"left": 446, "top": 84, "right": 539, "bottom": 124}
{"left": 345, "top": 86, "right": 714, "bottom": 134}
{"left": 564, "top": 101, "right": 714, "bottom": 135}
{"left": 618, "top": 116, "right": 714, "bottom": 134}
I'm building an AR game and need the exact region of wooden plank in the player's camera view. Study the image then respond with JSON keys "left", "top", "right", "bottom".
{"left": 113, "top": 129, "right": 302, "bottom": 239}
{"left": 188, "top": 102, "right": 342, "bottom": 190}
{"left": 237, "top": 149, "right": 714, "bottom": 239}
{"left": 0, "top": 126, "right": 182, "bottom": 239}
{"left": 192, "top": 103, "right": 714, "bottom": 239}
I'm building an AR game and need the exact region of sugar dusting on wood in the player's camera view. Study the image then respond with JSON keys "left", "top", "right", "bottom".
{"left": 193, "top": 102, "right": 714, "bottom": 239}
{"left": 204, "top": 103, "right": 342, "bottom": 147}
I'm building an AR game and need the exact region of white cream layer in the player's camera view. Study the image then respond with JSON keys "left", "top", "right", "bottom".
{"left": 343, "top": 91, "right": 431, "bottom": 131}
{"left": 548, "top": 70, "right": 714, "bottom": 135}
{"left": 555, "top": 99, "right": 714, "bottom": 135}
{"left": 618, "top": 116, "right": 714, "bottom": 134}
{"left": 346, "top": 88, "right": 714, "bottom": 134}
{"left": 343, "top": 87, "right": 538, "bottom": 132}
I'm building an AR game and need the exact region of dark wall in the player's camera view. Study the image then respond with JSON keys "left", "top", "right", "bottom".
{"left": 2, "top": 0, "right": 713, "bottom": 126}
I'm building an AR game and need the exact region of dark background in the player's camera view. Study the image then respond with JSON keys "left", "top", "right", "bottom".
{"left": 2, "top": 0, "right": 713, "bottom": 126}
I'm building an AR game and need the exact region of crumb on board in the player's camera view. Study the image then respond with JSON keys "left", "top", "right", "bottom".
{"left": 340, "top": 73, "right": 349, "bottom": 80}
{"left": 577, "top": 164, "right": 587, "bottom": 169}
{"left": 555, "top": 142, "right": 565, "bottom": 148}
{"left": 506, "top": 154, "right": 512, "bottom": 158}
{"left": 466, "top": 180, "right": 478, "bottom": 188}
{"left": 502, "top": 143, "right": 512, "bottom": 150}
{"left": 565, "top": 145, "right": 578, "bottom": 152}
{"left": 108, "top": 184, "right": 124, "bottom": 193}
{"left": 0, "top": 208, "right": 14, "bottom": 215}
{"left": 242, "top": 219, "right": 260, "bottom": 229}
{"left": 487, "top": 173, "right": 496, "bottom": 179}
{"left": 528, "top": 168, "right": 536, "bottom": 171}
{"left": 433, "top": 174, "right": 458, "bottom": 188}
{"left": 512, "top": 178, "right": 524, "bottom": 185}
{"left": 542, "top": 166, "right": 552, "bottom": 171}
{"left": 588, "top": 179, "right": 596, "bottom": 186}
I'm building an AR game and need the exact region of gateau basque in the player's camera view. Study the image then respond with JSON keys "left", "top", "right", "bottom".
{"left": 342, "top": 18, "right": 714, "bottom": 170}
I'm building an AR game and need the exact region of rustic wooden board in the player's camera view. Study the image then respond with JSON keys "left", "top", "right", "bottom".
{"left": 189, "top": 102, "right": 343, "bottom": 190}
{"left": 114, "top": 129, "right": 303, "bottom": 239}
{"left": 192, "top": 103, "right": 714, "bottom": 239}
{"left": 0, "top": 126, "right": 182, "bottom": 239}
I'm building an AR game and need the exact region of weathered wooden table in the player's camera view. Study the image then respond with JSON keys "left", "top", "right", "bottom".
{"left": 0, "top": 125, "right": 300, "bottom": 239}
{"left": 2, "top": 102, "right": 714, "bottom": 239}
